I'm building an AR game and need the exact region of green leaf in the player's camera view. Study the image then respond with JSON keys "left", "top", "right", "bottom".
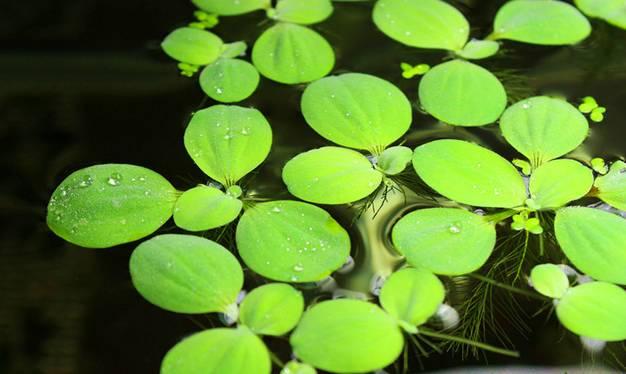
{"left": 252, "top": 23, "right": 334, "bottom": 84}
{"left": 379, "top": 267, "right": 445, "bottom": 327}
{"left": 282, "top": 147, "right": 382, "bottom": 205}
{"left": 500, "top": 96, "right": 589, "bottom": 167}
{"left": 377, "top": 146, "right": 413, "bottom": 175}
{"left": 300, "top": 73, "right": 412, "bottom": 152}
{"left": 556, "top": 282, "right": 626, "bottom": 341}
{"left": 372, "top": 0, "right": 469, "bottom": 51}
{"left": 192, "top": 0, "right": 271, "bottom": 15}
{"left": 594, "top": 160, "right": 626, "bottom": 210}
{"left": 528, "top": 159, "right": 593, "bottom": 209}
{"left": 184, "top": 105, "right": 272, "bottom": 186}
{"left": 173, "top": 185, "right": 242, "bottom": 231}
{"left": 555, "top": 207, "right": 626, "bottom": 285}
{"left": 412, "top": 139, "right": 527, "bottom": 208}
{"left": 418, "top": 59, "right": 507, "bottom": 126}
{"left": 455, "top": 39, "right": 500, "bottom": 60}
{"left": 290, "top": 299, "right": 404, "bottom": 373}
{"left": 530, "top": 264, "right": 569, "bottom": 299}
{"left": 161, "top": 327, "right": 271, "bottom": 374}
{"left": 392, "top": 208, "right": 496, "bottom": 275}
{"left": 220, "top": 41, "right": 248, "bottom": 59}
{"left": 269, "top": 0, "right": 333, "bottom": 25}
{"left": 236, "top": 200, "right": 350, "bottom": 283}
{"left": 46, "top": 164, "right": 177, "bottom": 248}
{"left": 129, "top": 234, "right": 243, "bottom": 313}
{"left": 161, "top": 27, "right": 223, "bottom": 65}
{"left": 492, "top": 0, "right": 591, "bottom": 45}
{"left": 199, "top": 59, "right": 260, "bottom": 103}
{"left": 281, "top": 361, "right": 317, "bottom": 374}
{"left": 239, "top": 283, "right": 304, "bottom": 336}
{"left": 575, "top": 0, "right": 626, "bottom": 29}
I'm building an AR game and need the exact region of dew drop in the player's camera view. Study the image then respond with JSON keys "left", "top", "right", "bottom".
{"left": 107, "top": 172, "right": 122, "bottom": 186}
{"left": 77, "top": 175, "right": 93, "bottom": 188}
{"left": 290, "top": 275, "right": 299, "bottom": 282}
{"left": 272, "top": 207, "right": 281, "bottom": 213}
{"left": 215, "top": 87, "right": 223, "bottom": 94}
{"left": 293, "top": 263, "right": 304, "bottom": 272}
{"left": 448, "top": 223, "right": 462, "bottom": 234}
{"left": 241, "top": 128, "right": 249, "bottom": 135}
{"left": 522, "top": 102, "right": 531, "bottom": 109}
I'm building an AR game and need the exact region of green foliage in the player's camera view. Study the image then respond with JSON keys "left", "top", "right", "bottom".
{"left": 530, "top": 264, "right": 569, "bottom": 299}
{"left": 173, "top": 185, "right": 242, "bottom": 231}
{"left": 499, "top": 96, "right": 589, "bottom": 167}
{"left": 239, "top": 283, "right": 304, "bottom": 336}
{"left": 268, "top": 0, "right": 333, "bottom": 25}
{"left": 184, "top": 105, "right": 272, "bottom": 186}
{"left": 392, "top": 208, "right": 496, "bottom": 275}
{"left": 236, "top": 200, "right": 350, "bottom": 282}
{"left": 46, "top": 164, "right": 177, "bottom": 248}
{"left": 555, "top": 207, "right": 626, "bottom": 285}
{"left": 412, "top": 139, "right": 527, "bottom": 208}
{"left": 575, "top": 0, "right": 626, "bottom": 29}
{"left": 252, "top": 23, "right": 334, "bottom": 84}
{"left": 129, "top": 234, "right": 243, "bottom": 314}
{"left": 161, "top": 327, "right": 271, "bottom": 374}
{"left": 455, "top": 39, "right": 500, "bottom": 60}
{"left": 491, "top": 0, "right": 591, "bottom": 45}
{"left": 221, "top": 41, "right": 248, "bottom": 58}
{"left": 594, "top": 160, "right": 626, "bottom": 210}
{"left": 300, "top": 73, "right": 412, "bottom": 152}
{"left": 400, "top": 62, "right": 430, "bottom": 79}
{"left": 418, "top": 60, "right": 507, "bottom": 126}
{"left": 528, "top": 159, "right": 593, "bottom": 209}
{"left": 192, "top": 0, "right": 271, "bottom": 16}
{"left": 161, "top": 27, "right": 223, "bottom": 65}
{"left": 199, "top": 58, "right": 260, "bottom": 103}
{"left": 290, "top": 299, "right": 404, "bottom": 373}
{"left": 377, "top": 146, "right": 413, "bottom": 175}
{"left": 372, "top": 0, "right": 469, "bottom": 51}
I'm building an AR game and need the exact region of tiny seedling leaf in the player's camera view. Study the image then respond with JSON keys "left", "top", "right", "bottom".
{"left": 530, "top": 264, "right": 569, "bottom": 299}
{"left": 377, "top": 146, "right": 413, "bottom": 175}
{"left": 199, "top": 58, "right": 260, "bottom": 103}
{"left": 161, "top": 27, "right": 223, "bottom": 65}
{"left": 239, "top": 283, "right": 304, "bottom": 336}
{"left": 173, "top": 185, "right": 242, "bottom": 231}
{"left": 455, "top": 39, "right": 500, "bottom": 60}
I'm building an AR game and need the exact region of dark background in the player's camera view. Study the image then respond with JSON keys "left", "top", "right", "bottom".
{"left": 1, "top": 0, "right": 625, "bottom": 373}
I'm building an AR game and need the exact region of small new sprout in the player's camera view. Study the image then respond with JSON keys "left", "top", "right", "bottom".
{"left": 590, "top": 157, "right": 608, "bottom": 174}
{"left": 400, "top": 62, "right": 430, "bottom": 79}
{"left": 192, "top": 10, "right": 219, "bottom": 29}
{"left": 512, "top": 159, "right": 531, "bottom": 175}
{"left": 178, "top": 62, "right": 199, "bottom": 77}
{"left": 511, "top": 212, "right": 543, "bottom": 234}
{"left": 590, "top": 107, "right": 606, "bottom": 123}
{"left": 578, "top": 96, "right": 606, "bottom": 123}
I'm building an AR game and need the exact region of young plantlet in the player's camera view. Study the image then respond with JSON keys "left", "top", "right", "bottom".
{"left": 400, "top": 62, "right": 430, "bottom": 79}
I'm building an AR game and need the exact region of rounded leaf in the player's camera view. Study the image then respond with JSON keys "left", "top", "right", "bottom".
{"left": 556, "top": 282, "right": 626, "bottom": 341}
{"left": 271, "top": 0, "right": 333, "bottom": 25}
{"left": 236, "top": 200, "right": 350, "bottom": 283}
{"left": 377, "top": 146, "right": 413, "bottom": 175}
{"left": 161, "top": 27, "right": 223, "bottom": 65}
{"left": 184, "top": 105, "right": 272, "bottom": 186}
{"left": 161, "top": 327, "right": 271, "bottom": 374}
{"left": 173, "top": 185, "right": 242, "bottom": 231}
{"left": 252, "top": 23, "right": 334, "bottom": 84}
{"left": 530, "top": 264, "right": 569, "bottom": 299}
{"left": 575, "top": 0, "right": 626, "bottom": 29}
{"left": 555, "top": 207, "right": 626, "bottom": 285}
{"left": 412, "top": 139, "right": 527, "bottom": 208}
{"left": 392, "top": 208, "right": 496, "bottom": 275}
{"left": 301, "top": 73, "right": 412, "bottom": 152}
{"left": 239, "top": 283, "right": 304, "bottom": 336}
{"left": 418, "top": 59, "right": 507, "bottom": 126}
{"left": 492, "top": 0, "right": 591, "bottom": 45}
{"left": 380, "top": 267, "right": 445, "bottom": 326}
{"left": 46, "top": 164, "right": 176, "bottom": 248}
{"left": 594, "top": 160, "right": 626, "bottom": 211}
{"left": 529, "top": 159, "right": 593, "bottom": 209}
{"left": 192, "top": 0, "right": 271, "bottom": 15}
{"left": 129, "top": 234, "right": 243, "bottom": 313}
{"left": 372, "top": 0, "right": 469, "bottom": 51}
{"left": 455, "top": 39, "right": 500, "bottom": 60}
{"left": 282, "top": 147, "right": 382, "bottom": 205}
{"left": 199, "top": 59, "right": 260, "bottom": 103}
{"left": 290, "top": 299, "right": 404, "bottom": 373}
{"left": 500, "top": 96, "right": 589, "bottom": 167}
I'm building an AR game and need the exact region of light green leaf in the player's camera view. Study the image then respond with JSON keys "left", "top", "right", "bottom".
{"left": 46, "top": 164, "right": 177, "bottom": 248}
{"left": 392, "top": 208, "right": 496, "bottom": 275}
{"left": 530, "top": 264, "right": 569, "bottom": 299}
{"left": 290, "top": 299, "right": 404, "bottom": 373}
{"left": 379, "top": 267, "right": 445, "bottom": 327}
{"left": 412, "top": 139, "right": 527, "bottom": 208}
{"left": 236, "top": 200, "right": 350, "bottom": 283}
{"left": 281, "top": 361, "right": 317, "bottom": 374}
{"left": 594, "top": 160, "right": 626, "bottom": 210}
{"left": 377, "top": 146, "right": 413, "bottom": 175}
{"left": 492, "top": 0, "right": 591, "bottom": 45}
{"left": 239, "top": 283, "right": 304, "bottom": 336}
{"left": 282, "top": 147, "right": 382, "bottom": 205}
{"left": 161, "top": 327, "right": 271, "bottom": 374}
{"left": 220, "top": 41, "right": 248, "bottom": 59}
{"left": 529, "top": 159, "right": 593, "bottom": 209}
{"left": 270, "top": 0, "right": 333, "bottom": 25}
{"left": 372, "top": 0, "right": 469, "bottom": 51}
{"left": 455, "top": 39, "right": 500, "bottom": 60}
{"left": 575, "top": 0, "right": 626, "bottom": 29}
{"left": 300, "top": 73, "right": 412, "bottom": 152}
{"left": 555, "top": 207, "right": 626, "bottom": 285}
{"left": 161, "top": 27, "right": 223, "bottom": 65}
{"left": 173, "top": 185, "right": 242, "bottom": 231}
{"left": 556, "top": 282, "right": 626, "bottom": 341}
{"left": 199, "top": 59, "right": 260, "bottom": 103}
{"left": 418, "top": 59, "right": 507, "bottom": 126}
{"left": 184, "top": 105, "right": 272, "bottom": 186}
{"left": 252, "top": 23, "right": 334, "bottom": 84}
{"left": 129, "top": 234, "right": 243, "bottom": 313}
{"left": 192, "top": 0, "right": 271, "bottom": 15}
{"left": 500, "top": 96, "right": 589, "bottom": 167}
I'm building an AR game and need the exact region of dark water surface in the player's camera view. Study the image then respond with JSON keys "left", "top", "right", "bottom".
{"left": 2, "top": 0, "right": 626, "bottom": 373}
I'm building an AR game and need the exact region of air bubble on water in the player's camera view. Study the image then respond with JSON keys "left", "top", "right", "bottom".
{"left": 107, "top": 172, "right": 122, "bottom": 186}
{"left": 448, "top": 223, "right": 462, "bottom": 234}
{"left": 370, "top": 274, "right": 386, "bottom": 296}
{"left": 436, "top": 304, "right": 460, "bottom": 330}
{"left": 337, "top": 256, "right": 355, "bottom": 274}
{"left": 581, "top": 336, "right": 606, "bottom": 353}
{"left": 293, "top": 263, "right": 304, "bottom": 272}
{"left": 78, "top": 175, "right": 93, "bottom": 188}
